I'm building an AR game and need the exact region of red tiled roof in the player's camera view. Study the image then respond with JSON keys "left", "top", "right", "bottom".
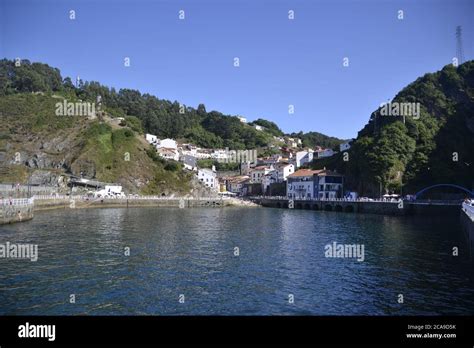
{"left": 288, "top": 169, "right": 323, "bottom": 177}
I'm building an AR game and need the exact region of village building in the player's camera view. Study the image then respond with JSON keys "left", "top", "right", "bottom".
{"left": 226, "top": 175, "right": 250, "bottom": 195}
{"left": 181, "top": 154, "right": 198, "bottom": 171}
{"left": 157, "top": 138, "right": 177, "bottom": 150}
{"left": 197, "top": 167, "right": 219, "bottom": 191}
{"left": 295, "top": 150, "right": 314, "bottom": 168}
{"left": 250, "top": 165, "right": 274, "bottom": 184}
{"left": 262, "top": 172, "right": 277, "bottom": 194}
{"left": 340, "top": 141, "right": 351, "bottom": 152}
{"left": 157, "top": 147, "right": 179, "bottom": 161}
{"left": 287, "top": 169, "right": 344, "bottom": 200}
{"left": 315, "top": 148, "right": 336, "bottom": 159}
{"left": 211, "top": 149, "right": 229, "bottom": 162}
{"left": 145, "top": 133, "right": 159, "bottom": 146}
{"left": 274, "top": 162, "right": 294, "bottom": 182}
{"left": 240, "top": 161, "right": 254, "bottom": 176}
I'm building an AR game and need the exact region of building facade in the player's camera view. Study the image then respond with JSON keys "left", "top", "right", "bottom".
{"left": 287, "top": 169, "right": 344, "bottom": 200}
{"left": 197, "top": 168, "right": 219, "bottom": 191}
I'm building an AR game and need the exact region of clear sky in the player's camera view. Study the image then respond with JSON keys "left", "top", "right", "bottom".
{"left": 1, "top": 0, "right": 473, "bottom": 139}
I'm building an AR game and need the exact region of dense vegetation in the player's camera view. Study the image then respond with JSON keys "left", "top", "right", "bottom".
{"left": 0, "top": 58, "right": 343, "bottom": 151}
{"left": 249, "top": 118, "right": 284, "bottom": 137}
{"left": 312, "top": 61, "right": 474, "bottom": 196}
{"left": 288, "top": 131, "right": 346, "bottom": 150}
{"left": 0, "top": 90, "right": 192, "bottom": 194}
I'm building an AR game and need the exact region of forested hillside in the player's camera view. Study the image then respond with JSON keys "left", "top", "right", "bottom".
{"left": 0, "top": 59, "right": 343, "bottom": 150}
{"left": 313, "top": 61, "right": 474, "bottom": 196}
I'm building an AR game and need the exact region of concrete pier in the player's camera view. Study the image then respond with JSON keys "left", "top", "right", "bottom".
{"left": 0, "top": 198, "right": 34, "bottom": 224}
{"left": 250, "top": 196, "right": 461, "bottom": 216}
{"left": 33, "top": 195, "right": 236, "bottom": 211}
{"left": 461, "top": 202, "right": 474, "bottom": 259}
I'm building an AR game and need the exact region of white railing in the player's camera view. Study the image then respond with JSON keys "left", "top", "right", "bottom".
{"left": 248, "top": 195, "right": 400, "bottom": 203}
{"left": 32, "top": 195, "right": 230, "bottom": 201}
{"left": 462, "top": 202, "right": 474, "bottom": 221}
{"left": 0, "top": 198, "right": 34, "bottom": 206}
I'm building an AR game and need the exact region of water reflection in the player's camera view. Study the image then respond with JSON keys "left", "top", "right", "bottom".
{"left": 0, "top": 207, "right": 473, "bottom": 315}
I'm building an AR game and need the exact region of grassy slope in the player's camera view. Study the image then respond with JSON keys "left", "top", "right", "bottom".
{"left": 0, "top": 93, "right": 192, "bottom": 194}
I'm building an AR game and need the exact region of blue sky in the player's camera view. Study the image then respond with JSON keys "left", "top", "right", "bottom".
{"left": 1, "top": 0, "right": 473, "bottom": 139}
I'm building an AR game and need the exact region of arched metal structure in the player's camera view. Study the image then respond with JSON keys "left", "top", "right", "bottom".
{"left": 414, "top": 184, "right": 474, "bottom": 199}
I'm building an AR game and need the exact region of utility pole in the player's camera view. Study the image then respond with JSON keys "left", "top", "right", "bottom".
{"left": 456, "top": 26, "right": 465, "bottom": 65}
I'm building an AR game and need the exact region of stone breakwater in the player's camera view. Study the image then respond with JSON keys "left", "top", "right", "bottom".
{"left": 0, "top": 198, "right": 34, "bottom": 224}
{"left": 461, "top": 202, "right": 474, "bottom": 259}
{"left": 1, "top": 195, "right": 258, "bottom": 225}
{"left": 33, "top": 196, "right": 258, "bottom": 211}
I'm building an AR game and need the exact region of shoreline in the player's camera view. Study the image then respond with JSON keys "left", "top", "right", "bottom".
{"left": 0, "top": 196, "right": 259, "bottom": 225}
{"left": 33, "top": 196, "right": 259, "bottom": 212}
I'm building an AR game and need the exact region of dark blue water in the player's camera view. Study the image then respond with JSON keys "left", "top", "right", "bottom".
{"left": 0, "top": 207, "right": 473, "bottom": 315}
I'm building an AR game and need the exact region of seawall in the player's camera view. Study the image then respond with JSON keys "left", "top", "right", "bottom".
{"left": 253, "top": 197, "right": 461, "bottom": 216}
{"left": 461, "top": 202, "right": 474, "bottom": 258}
{"left": 33, "top": 196, "right": 253, "bottom": 212}
{"left": 0, "top": 198, "right": 34, "bottom": 224}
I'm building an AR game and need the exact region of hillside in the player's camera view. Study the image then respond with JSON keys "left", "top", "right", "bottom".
{"left": 0, "top": 59, "right": 343, "bottom": 150}
{"left": 312, "top": 61, "right": 474, "bottom": 196}
{"left": 0, "top": 93, "right": 195, "bottom": 195}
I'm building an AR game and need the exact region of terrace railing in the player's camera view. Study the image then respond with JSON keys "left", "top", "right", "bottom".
{"left": 462, "top": 201, "right": 474, "bottom": 221}
{"left": 32, "top": 195, "right": 230, "bottom": 201}
{"left": 0, "top": 198, "right": 34, "bottom": 206}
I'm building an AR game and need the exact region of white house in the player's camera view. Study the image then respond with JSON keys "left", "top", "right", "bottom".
{"left": 340, "top": 141, "right": 351, "bottom": 152}
{"left": 226, "top": 175, "right": 249, "bottom": 195}
{"left": 287, "top": 169, "right": 318, "bottom": 200}
{"left": 237, "top": 117, "right": 247, "bottom": 123}
{"left": 287, "top": 169, "right": 344, "bottom": 200}
{"left": 254, "top": 125, "right": 263, "bottom": 131}
{"left": 316, "top": 170, "right": 344, "bottom": 199}
{"left": 211, "top": 149, "right": 229, "bottom": 162}
{"left": 274, "top": 162, "right": 294, "bottom": 182}
{"left": 157, "top": 147, "right": 179, "bottom": 161}
{"left": 197, "top": 167, "right": 219, "bottom": 191}
{"left": 295, "top": 151, "right": 314, "bottom": 168}
{"left": 250, "top": 165, "right": 274, "bottom": 184}
{"left": 146, "top": 133, "right": 158, "bottom": 145}
{"left": 262, "top": 173, "right": 277, "bottom": 194}
{"left": 316, "top": 148, "right": 335, "bottom": 158}
{"left": 157, "top": 138, "right": 177, "bottom": 150}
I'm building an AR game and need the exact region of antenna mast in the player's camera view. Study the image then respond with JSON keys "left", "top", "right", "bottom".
{"left": 456, "top": 26, "right": 465, "bottom": 65}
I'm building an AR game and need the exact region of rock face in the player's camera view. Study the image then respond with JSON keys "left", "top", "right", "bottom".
{"left": 28, "top": 170, "right": 65, "bottom": 186}
{"left": 70, "top": 159, "right": 96, "bottom": 178}
{"left": 0, "top": 93, "right": 194, "bottom": 196}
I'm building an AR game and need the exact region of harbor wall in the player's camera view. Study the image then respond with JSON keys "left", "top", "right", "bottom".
{"left": 0, "top": 199, "right": 34, "bottom": 224}
{"left": 257, "top": 198, "right": 460, "bottom": 216}
{"left": 33, "top": 197, "right": 236, "bottom": 212}
{"left": 461, "top": 203, "right": 474, "bottom": 259}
